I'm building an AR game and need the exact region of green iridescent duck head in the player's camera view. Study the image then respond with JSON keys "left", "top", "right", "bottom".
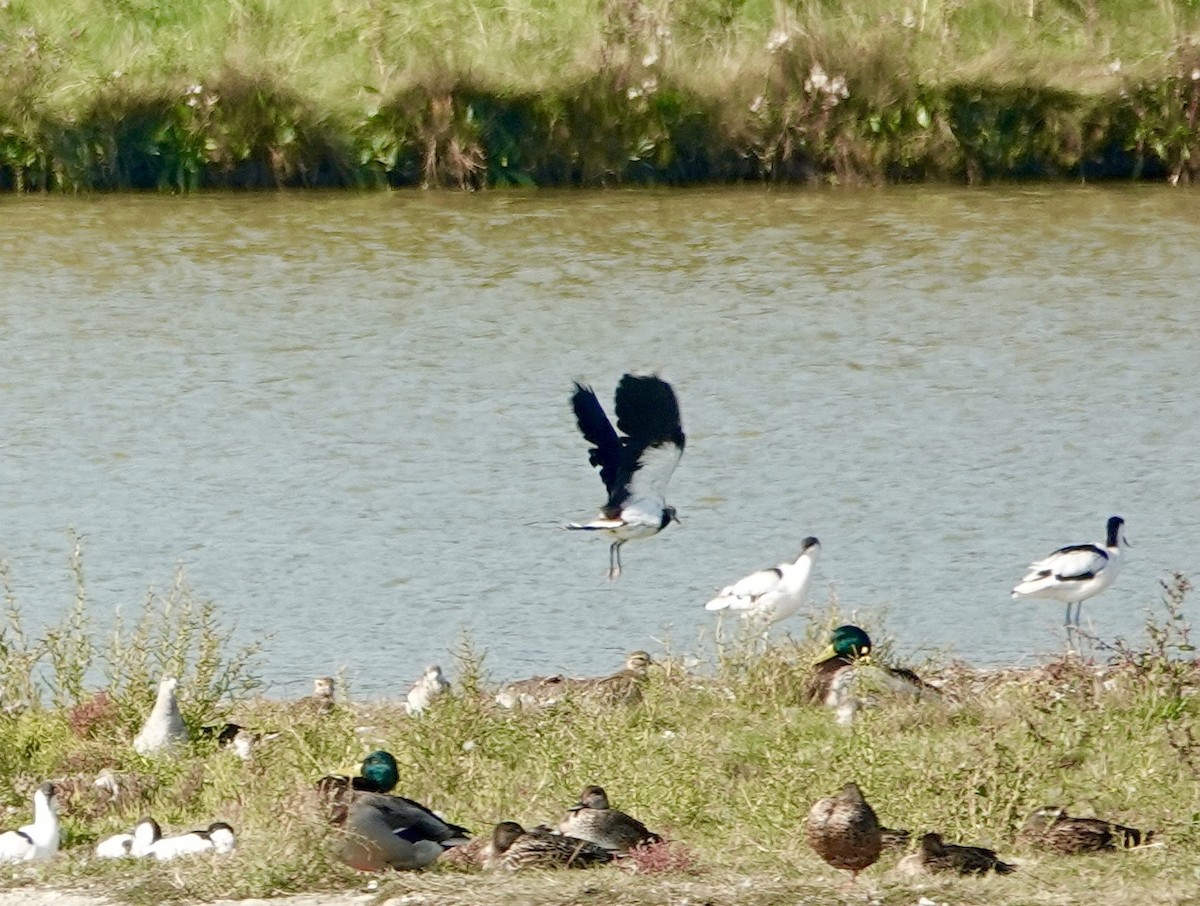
{"left": 358, "top": 750, "right": 400, "bottom": 793}
{"left": 815, "top": 625, "right": 873, "bottom": 664}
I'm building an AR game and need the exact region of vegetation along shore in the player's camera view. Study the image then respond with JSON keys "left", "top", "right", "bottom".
{"left": 0, "top": 544, "right": 1198, "bottom": 904}
{"left": 1, "top": 0, "right": 1199, "bottom": 190}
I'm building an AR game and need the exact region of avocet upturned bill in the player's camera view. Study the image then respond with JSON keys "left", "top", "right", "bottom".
{"left": 1011, "top": 515, "right": 1129, "bottom": 627}
{"left": 568, "top": 374, "right": 685, "bottom": 580}
{"left": 704, "top": 536, "right": 821, "bottom": 625}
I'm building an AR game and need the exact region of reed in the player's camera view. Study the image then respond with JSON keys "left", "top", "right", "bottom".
{"left": 1, "top": 0, "right": 1198, "bottom": 188}
{"left": 0, "top": 544, "right": 1196, "bottom": 903}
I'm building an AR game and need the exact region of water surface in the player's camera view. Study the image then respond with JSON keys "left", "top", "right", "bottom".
{"left": 2, "top": 187, "right": 1198, "bottom": 697}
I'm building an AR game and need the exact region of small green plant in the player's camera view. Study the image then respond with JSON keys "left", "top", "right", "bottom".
{"left": 0, "top": 535, "right": 263, "bottom": 736}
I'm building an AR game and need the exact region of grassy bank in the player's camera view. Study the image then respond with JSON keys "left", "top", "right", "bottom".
{"left": 1, "top": 0, "right": 1199, "bottom": 189}
{"left": 1, "top": 547, "right": 1198, "bottom": 904}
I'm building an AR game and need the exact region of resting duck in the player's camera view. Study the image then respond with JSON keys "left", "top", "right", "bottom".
{"left": 316, "top": 749, "right": 401, "bottom": 809}
{"left": 495, "top": 651, "right": 653, "bottom": 709}
{"left": 95, "top": 817, "right": 162, "bottom": 859}
{"left": 317, "top": 750, "right": 471, "bottom": 871}
{"left": 807, "top": 625, "right": 938, "bottom": 713}
{"left": 133, "top": 676, "right": 189, "bottom": 756}
{"left": 295, "top": 676, "right": 337, "bottom": 715}
{"left": 558, "top": 785, "right": 661, "bottom": 852}
{"left": 804, "top": 782, "right": 882, "bottom": 884}
{"left": 0, "top": 783, "right": 60, "bottom": 863}
{"left": 898, "top": 832, "right": 1016, "bottom": 876}
{"left": 1020, "top": 806, "right": 1153, "bottom": 854}
{"left": 484, "top": 821, "right": 612, "bottom": 870}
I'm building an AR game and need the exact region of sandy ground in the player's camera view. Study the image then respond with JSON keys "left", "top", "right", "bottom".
{"left": 0, "top": 893, "right": 379, "bottom": 906}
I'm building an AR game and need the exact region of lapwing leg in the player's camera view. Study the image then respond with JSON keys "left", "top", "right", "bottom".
{"left": 607, "top": 541, "right": 623, "bottom": 581}
{"left": 1064, "top": 602, "right": 1072, "bottom": 627}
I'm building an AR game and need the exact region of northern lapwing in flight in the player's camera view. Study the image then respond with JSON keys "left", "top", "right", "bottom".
{"left": 1011, "top": 515, "right": 1129, "bottom": 628}
{"left": 568, "top": 373, "right": 685, "bottom": 580}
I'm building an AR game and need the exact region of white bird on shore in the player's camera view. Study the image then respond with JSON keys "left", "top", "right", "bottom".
{"left": 95, "top": 817, "right": 162, "bottom": 859}
{"left": 1011, "top": 516, "right": 1129, "bottom": 627}
{"left": 0, "top": 783, "right": 60, "bottom": 863}
{"left": 406, "top": 664, "right": 451, "bottom": 716}
{"left": 148, "top": 822, "right": 236, "bottom": 860}
{"left": 705, "top": 537, "right": 821, "bottom": 625}
{"left": 133, "top": 675, "right": 189, "bottom": 756}
{"left": 568, "top": 373, "right": 686, "bottom": 580}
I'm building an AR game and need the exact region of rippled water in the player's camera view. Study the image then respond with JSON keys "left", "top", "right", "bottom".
{"left": 2, "top": 187, "right": 1198, "bottom": 697}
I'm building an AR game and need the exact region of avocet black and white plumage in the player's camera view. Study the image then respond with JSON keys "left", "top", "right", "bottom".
{"left": 95, "top": 817, "right": 161, "bottom": 859}
{"left": 704, "top": 537, "right": 821, "bottom": 625}
{"left": 568, "top": 374, "right": 685, "bottom": 580}
{"left": 0, "top": 783, "right": 59, "bottom": 863}
{"left": 147, "top": 821, "right": 236, "bottom": 860}
{"left": 1011, "top": 516, "right": 1129, "bottom": 627}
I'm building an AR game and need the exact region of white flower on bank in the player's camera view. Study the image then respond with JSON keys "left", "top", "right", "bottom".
{"left": 766, "top": 28, "right": 791, "bottom": 53}
{"left": 627, "top": 76, "right": 658, "bottom": 100}
{"left": 804, "top": 64, "right": 850, "bottom": 104}
{"left": 750, "top": 95, "right": 765, "bottom": 113}
{"left": 1108, "top": 59, "right": 1122, "bottom": 74}
{"left": 804, "top": 63, "right": 829, "bottom": 94}
{"left": 902, "top": 7, "right": 917, "bottom": 28}
{"left": 1192, "top": 67, "right": 1200, "bottom": 81}
{"left": 642, "top": 47, "right": 659, "bottom": 68}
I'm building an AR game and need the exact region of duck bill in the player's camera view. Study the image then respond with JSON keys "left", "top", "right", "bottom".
{"left": 812, "top": 644, "right": 837, "bottom": 665}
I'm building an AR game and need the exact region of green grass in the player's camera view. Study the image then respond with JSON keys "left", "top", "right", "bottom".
{"left": 0, "top": 0, "right": 1199, "bottom": 187}
{"left": 0, "top": 549, "right": 1198, "bottom": 904}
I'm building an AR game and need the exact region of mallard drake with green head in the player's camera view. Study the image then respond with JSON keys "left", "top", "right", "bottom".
{"left": 316, "top": 749, "right": 401, "bottom": 818}
{"left": 806, "top": 625, "right": 938, "bottom": 708}
{"left": 316, "top": 750, "right": 471, "bottom": 871}
{"left": 899, "top": 832, "right": 1015, "bottom": 876}
{"left": 484, "top": 821, "right": 613, "bottom": 870}
{"left": 338, "top": 793, "right": 469, "bottom": 871}
{"left": 804, "top": 781, "right": 882, "bottom": 883}
{"left": 558, "top": 785, "right": 661, "bottom": 852}
{"left": 1020, "top": 806, "right": 1152, "bottom": 854}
